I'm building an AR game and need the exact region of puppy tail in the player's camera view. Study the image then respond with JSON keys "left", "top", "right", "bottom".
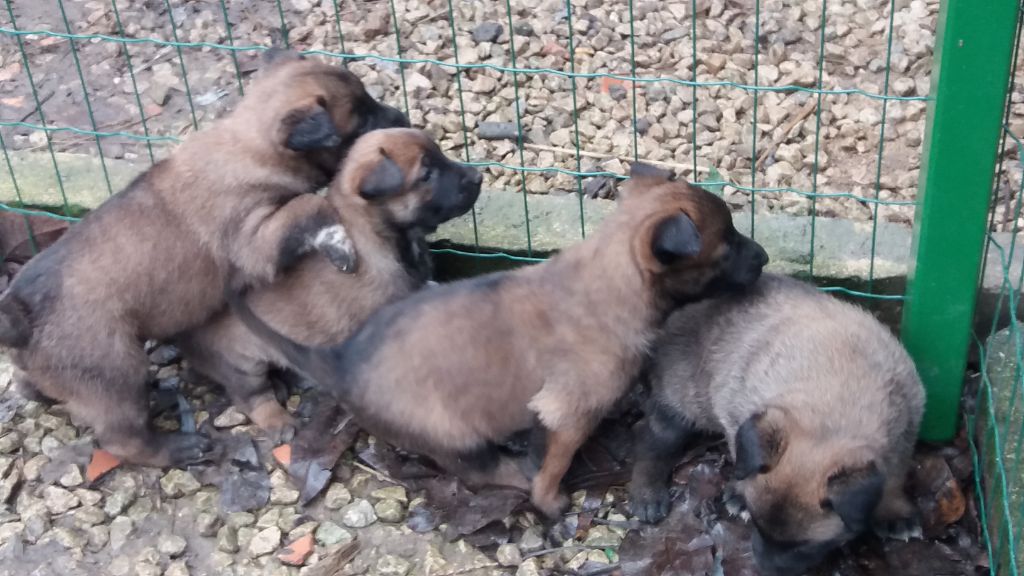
{"left": 226, "top": 289, "right": 315, "bottom": 375}
{"left": 0, "top": 294, "right": 31, "bottom": 348}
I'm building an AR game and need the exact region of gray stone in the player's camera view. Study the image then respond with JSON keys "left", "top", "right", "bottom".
{"left": 315, "top": 521, "right": 353, "bottom": 546}
{"left": 376, "top": 555, "right": 411, "bottom": 576}
{"left": 340, "top": 499, "right": 377, "bottom": 528}
{"left": 43, "top": 485, "right": 80, "bottom": 514}
{"left": 51, "top": 526, "right": 87, "bottom": 549}
{"left": 269, "top": 470, "right": 300, "bottom": 506}
{"left": 160, "top": 469, "right": 201, "bottom": 498}
{"left": 87, "top": 524, "right": 109, "bottom": 551}
{"left": 213, "top": 407, "right": 248, "bottom": 428}
{"left": 0, "top": 521, "right": 24, "bottom": 542}
{"left": 472, "top": 22, "right": 503, "bottom": 44}
{"left": 248, "top": 526, "right": 281, "bottom": 558}
{"left": 73, "top": 505, "right": 106, "bottom": 527}
{"left": 58, "top": 464, "right": 84, "bottom": 487}
{"left": 374, "top": 499, "right": 405, "bottom": 523}
{"left": 478, "top": 122, "right": 518, "bottom": 140}
{"left": 165, "top": 560, "right": 190, "bottom": 576}
{"left": 497, "top": 543, "right": 523, "bottom": 566}
{"left": 196, "top": 512, "right": 220, "bottom": 537}
{"left": 370, "top": 486, "right": 408, "bottom": 503}
{"left": 518, "top": 525, "right": 545, "bottom": 552}
{"left": 324, "top": 484, "right": 352, "bottom": 509}
{"left": 159, "top": 533, "right": 188, "bottom": 558}
{"left": 109, "top": 516, "right": 133, "bottom": 550}
{"left": 582, "top": 525, "right": 622, "bottom": 547}
{"left": 516, "top": 558, "right": 543, "bottom": 576}
{"left": 217, "top": 525, "right": 240, "bottom": 553}
{"left": 227, "top": 511, "right": 256, "bottom": 528}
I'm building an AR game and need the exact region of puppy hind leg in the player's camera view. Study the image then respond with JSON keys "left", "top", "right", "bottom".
{"left": 629, "top": 401, "right": 696, "bottom": 523}
{"left": 70, "top": 376, "right": 212, "bottom": 468}
{"left": 531, "top": 425, "right": 590, "bottom": 518}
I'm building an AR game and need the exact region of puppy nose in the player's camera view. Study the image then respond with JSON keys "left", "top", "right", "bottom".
{"left": 753, "top": 243, "right": 769, "bottom": 267}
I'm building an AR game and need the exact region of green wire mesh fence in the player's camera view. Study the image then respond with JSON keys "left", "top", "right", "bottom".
{"left": 971, "top": 2, "right": 1024, "bottom": 573}
{"left": 0, "top": 0, "right": 926, "bottom": 290}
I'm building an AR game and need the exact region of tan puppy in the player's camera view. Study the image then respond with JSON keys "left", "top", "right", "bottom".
{"left": 629, "top": 273, "right": 925, "bottom": 575}
{"left": 178, "top": 128, "right": 481, "bottom": 437}
{"left": 0, "top": 50, "right": 407, "bottom": 467}
{"left": 229, "top": 164, "right": 768, "bottom": 517}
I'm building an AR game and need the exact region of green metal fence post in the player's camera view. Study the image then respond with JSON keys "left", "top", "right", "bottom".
{"left": 901, "top": 0, "right": 1019, "bottom": 442}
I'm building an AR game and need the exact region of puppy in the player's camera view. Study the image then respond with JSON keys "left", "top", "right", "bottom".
{"left": 178, "top": 128, "right": 481, "bottom": 438}
{"left": 229, "top": 164, "right": 768, "bottom": 517}
{"left": 0, "top": 50, "right": 408, "bottom": 467}
{"left": 629, "top": 273, "right": 925, "bottom": 575}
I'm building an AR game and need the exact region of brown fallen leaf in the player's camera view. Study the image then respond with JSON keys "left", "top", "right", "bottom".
{"left": 278, "top": 533, "right": 315, "bottom": 566}
{"left": 272, "top": 444, "right": 291, "bottom": 468}
{"left": 306, "top": 541, "right": 360, "bottom": 576}
{"left": 86, "top": 449, "right": 120, "bottom": 483}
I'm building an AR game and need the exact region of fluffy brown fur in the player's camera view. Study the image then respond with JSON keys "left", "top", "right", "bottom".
{"left": 178, "top": 128, "right": 481, "bottom": 439}
{"left": 629, "top": 273, "right": 925, "bottom": 575}
{"left": 0, "top": 50, "right": 407, "bottom": 467}
{"left": 230, "top": 164, "right": 768, "bottom": 517}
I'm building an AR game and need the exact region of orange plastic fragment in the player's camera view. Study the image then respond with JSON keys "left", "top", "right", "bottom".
{"left": 272, "top": 444, "right": 292, "bottom": 468}
{"left": 278, "top": 533, "right": 315, "bottom": 566}
{"left": 86, "top": 449, "right": 120, "bottom": 482}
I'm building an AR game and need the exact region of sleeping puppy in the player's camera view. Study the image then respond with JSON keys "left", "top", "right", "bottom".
{"left": 178, "top": 128, "right": 481, "bottom": 438}
{"left": 629, "top": 273, "right": 925, "bottom": 575}
{"left": 229, "top": 163, "right": 768, "bottom": 517}
{"left": 0, "top": 50, "right": 408, "bottom": 467}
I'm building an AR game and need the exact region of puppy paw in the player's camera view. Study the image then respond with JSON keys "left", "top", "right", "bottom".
{"left": 873, "top": 515, "right": 923, "bottom": 541}
{"left": 531, "top": 489, "right": 570, "bottom": 519}
{"left": 723, "top": 486, "right": 751, "bottom": 521}
{"left": 163, "top": 433, "right": 214, "bottom": 467}
{"left": 629, "top": 483, "right": 673, "bottom": 524}
{"left": 310, "top": 224, "right": 356, "bottom": 273}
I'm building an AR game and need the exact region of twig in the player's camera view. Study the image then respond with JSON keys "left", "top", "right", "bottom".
{"left": 755, "top": 98, "right": 818, "bottom": 168}
{"left": 522, "top": 544, "right": 607, "bottom": 560}
{"left": 436, "top": 562, "right": 501, "bottom": 576}
{"left": 351, "top": 460, "right": 409, "bottom": 488}
{"left": 523, "top": 143, "right": 711, "bottom": 175}
{"left": 134, "top": 46, "right": 175, "bottom": 74}
{"left": 18, "top": 90, "right": 54, "bottom": 123}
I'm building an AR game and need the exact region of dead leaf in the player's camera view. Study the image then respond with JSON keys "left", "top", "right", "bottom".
{"left": 912, "top": 454, "right": 967, "bottom": 538}
{"left": 278, "top": 533, "right": 315, "bottom": 566}
{"left": 306, "top": 541, "right": 360, "bottom": 576}
{"left": 414, "top": 476, "right": 527, "bottom": 541}
{"left": 86, "top": 449, "right": 120, "bottom": 482}
{"left": 288, "top": 403, "right": 359, "bottom": 504}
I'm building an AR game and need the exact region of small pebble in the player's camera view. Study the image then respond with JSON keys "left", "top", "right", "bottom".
{"left": 324, "top": 483, "right": 352, "bottom": 509}
{"left": 315, "top": 521, "right": 353, "bottom": 546}
{"left": 248, "top": 526, "right": 281, "bottom": 558}
{"left": 159, "top": 533, "right": 188, "bottom": 558}
{"left": 340, "top": 499, "right": 378, "bottom": 528}
{"left": 471, "top": 22, "right": 502, "bottom": 43}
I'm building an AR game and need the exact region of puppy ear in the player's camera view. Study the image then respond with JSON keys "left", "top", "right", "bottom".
{"left": 630, "top": 162, "right": 676, "bottom": 182}
{"left": 824, "top": 462, "right": 884, "bottom": 533}
{"left": 651, "top": 212, "right": 702, "bottom": 265}
{"left": 359, "top": 151, "right": 406, "bottom": 199}
{"left": 734, "top": 410, "right": 786, "bottom": 480}
{"left": 262, "top": 47, "right": 304, "bottom": 67}
{"left": 283, "top": 106, "right": 342, "bottom": 151}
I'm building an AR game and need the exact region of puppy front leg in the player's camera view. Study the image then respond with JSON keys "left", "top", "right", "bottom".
{"left": 231, "top": 194, "right": 355, "bottom": 285}
{"left": 629, "top": 401, "right": 695, "bottom": 523}
{"left": 530, "top": 425, "right": 590, "bottom": 518}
